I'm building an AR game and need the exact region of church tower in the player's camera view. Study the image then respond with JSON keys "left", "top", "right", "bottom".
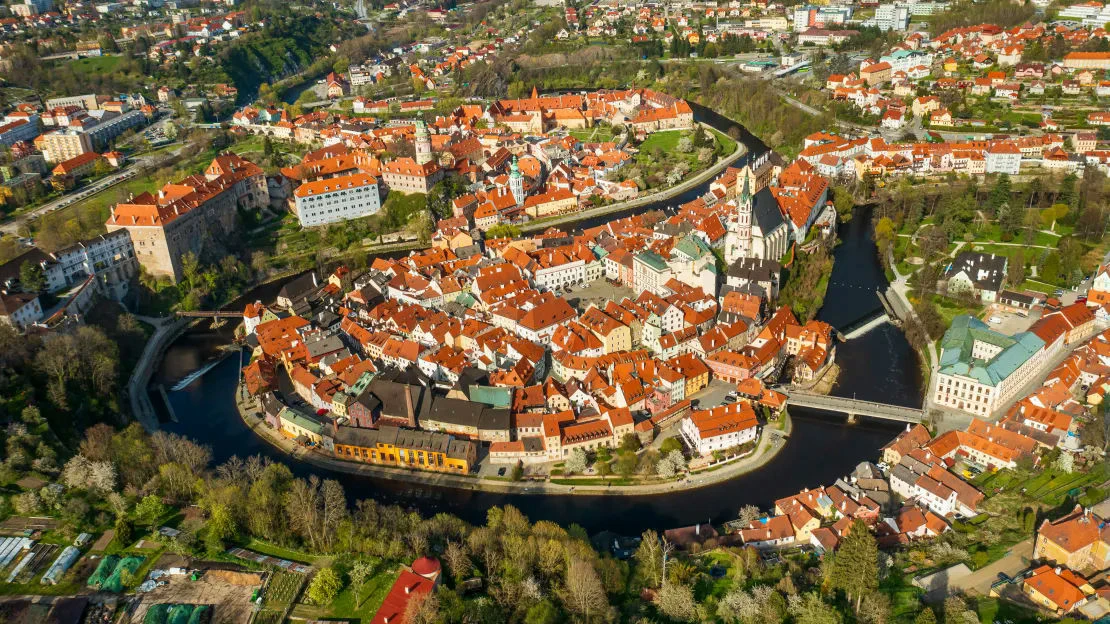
{"left": 509, "top": 156, "right": 525, "bottom": 207}
{"left": 415, "top": 119, "right": 432, "bottom": 165}
{"left": 725, "top": 171, "right": 753, "bottom": 265}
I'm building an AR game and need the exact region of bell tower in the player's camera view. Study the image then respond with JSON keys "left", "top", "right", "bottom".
{"left": 415, "top": 119, "right": 432, "bottom": 166}
{"left": 510, "top": 156, "right": 525, "bottom": 207}
{"left": 725, "top": 171, "right": 753, "bottom": 264}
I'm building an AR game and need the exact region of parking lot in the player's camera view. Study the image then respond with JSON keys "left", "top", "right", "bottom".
{"left": 983, "top": 307, "right": 1039, "bottom": 336}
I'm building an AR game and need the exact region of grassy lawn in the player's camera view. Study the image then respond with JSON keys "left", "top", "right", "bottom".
{"left": 69, "top": 55, "right": 122, "bottom": 75}
{"left": 974, "top": 597, "right": 1045, "bottom": 624}
{"left": 931, "top": 295, "right": 982, "bottom": 328}
{"left": 638, "top": 130, "right": 682, "bottom": 153}
{"left": 1019, "top": 279, "right": 1057, "bottom": 294}
{"left": 569, "top": 126, "right": 618, "bottom": 142}
{"left": 971, "top": 223, "right": 1059, "bottom": 247}
{"left": 304, "top": 560, "right": 398, "bottom": 620}
{"left": 244, "top": 538, "right": 317, "bottom": 565}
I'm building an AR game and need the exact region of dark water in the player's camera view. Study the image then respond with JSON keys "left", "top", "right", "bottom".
{"left": 150, "top": 109, "right": 922, "bottom": 534}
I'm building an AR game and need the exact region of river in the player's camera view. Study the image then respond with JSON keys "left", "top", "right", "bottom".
{"left": 150, "top": 105, "right": 922, "bottom": 535}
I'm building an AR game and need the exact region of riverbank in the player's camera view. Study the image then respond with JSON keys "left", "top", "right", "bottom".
{"left": 234, "top": 380, "right": 792, "bottom": 496}
{"left": 520, "top": 124, "right": 746, "bottom": 234}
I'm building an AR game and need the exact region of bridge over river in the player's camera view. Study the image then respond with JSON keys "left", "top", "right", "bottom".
{"left": 786, "top": 390, "right": 925, "bottom": 424}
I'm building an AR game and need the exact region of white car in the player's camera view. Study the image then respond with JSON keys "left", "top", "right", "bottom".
{"left": 988, "top": 316, "right": 1002, "bottom": 324}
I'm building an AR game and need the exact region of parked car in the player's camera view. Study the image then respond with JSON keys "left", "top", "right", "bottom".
{"left": 988, "top": 316, "right": 1002, "bottom": 324}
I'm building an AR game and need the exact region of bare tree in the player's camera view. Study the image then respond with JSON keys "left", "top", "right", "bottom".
{"left": 656, "top": 583, "right": 698, "bottom": 622}
{"left": 634, "top": 530, "right": 663, "bottom": 588}
{"left": 443, "top": 540, "right": 472, "bottom": 580}
{"left": 403, "top": 590, "right": 440, "bottom": 624}
{"left": 564, "top": 558, "right": 608, "bottom": 623}
{"left": 320, "top": 479, "right": 347, "bottom": 552}
{"left": 737, "top": 504, "right": 761, "bottom": 526}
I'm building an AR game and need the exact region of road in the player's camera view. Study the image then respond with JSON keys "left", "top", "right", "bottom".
{"left": 949, "top": 538, "right": 1034, "bottom": 596}
{"left": 0, "top": 144, "right": 185, "bottom": 235}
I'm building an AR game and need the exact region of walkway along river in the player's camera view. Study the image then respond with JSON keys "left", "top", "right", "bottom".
{"left": 150, "top": 104, "right": 923, "bottom": 535}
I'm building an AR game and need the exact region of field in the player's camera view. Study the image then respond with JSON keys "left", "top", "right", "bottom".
{"left": 263, "top": 570, "right": 306, "bottom": 606}
{"left": 69, "top": 55, "right": 123, "bottom": 76}
{"left": 289, "top": 559, "right": 400, "bottom": 622}
{"left": 126, "top": 573, "right": 261, "bottom": 624}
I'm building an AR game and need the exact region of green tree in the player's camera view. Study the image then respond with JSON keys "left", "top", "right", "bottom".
{"left": 620, "top": 433, "right": 641, "bottom": 452}
{"left": 349, "top": 559, "right": 373, "bottom": 608}
{"left": 486, "top": 224, "right": 522, "bottom": 239}
{"left": 510, "top": 461, "right": 524, "bottom": 482}
{"left": 524, "top": 599, "right": 561, "bottom": 624}
{"left": 914, "top": 605, "right": 937, "bottom": 624}
{"left": 1041, "top": 251, "right": 1061, "bottom": 285}
{"left": 306, "top": 566, "right": 343, "bottom": 605}
{"left": 133, "top": 494, "right": 168, "bottom": 530}
{"left": 18, "top": 261, "right": 44, "bottom": 293}
{"left": 828, "top": 519, "right": 878, "bottom": 612}
{"left": 833, "top": 186, "right": 854, "bottom": 222}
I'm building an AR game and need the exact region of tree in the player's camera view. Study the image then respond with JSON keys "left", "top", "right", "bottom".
{"left": 486, "top": 224, "right": 521, "bottom": 239}
{"left": 874, "top": 217, "right": 896, "bottom": 257}
{"left": 943, "top": 596, "right": 977, "bottom": 624}
{"left": 19, "top": 261, "right": 44, "bottom": 293}
{"left": 737, "top": 504, "right": 761, "bottom": 525}
{"left": 828, "top": 519, "right": 878, "bottom": 612}
{"left": 524, "top": 599, "right": 561, "bottom": 624}
{"left": 510, "top": 461, "right": 524, "bottom": 482}
{"left": 1055, "top": 451, "right": 1075, "bottom": 474}
{"left": 563, "top": 558, "right": 607, "bottom": 622}
{"left": 656, "top": 457, "right": 677, "bottom": 478}
{"left": 1007, "top": 249, "right": 1026, "bottom": 287}
{"left": 620, "top": 433, "right": 641, "bottom": 453}
{"left": 914, "top": 606, "right": 937, "bottom": 624}
{"left": 565, "top": 448, "right": 588, "bottom": 474}
{"left": 833, "top": 186, "right": 854, "bottom": 221}
{"left": 306, "top": 566, "right": 343, "bottom": 605}
{"left": 403, "top": 589, "right": 440, "bottom": 624}
{"left": 134, "top": 495, "right": 168, "bottom": 530}
{"left": 655, "top": 583, "right": 698, "bottom": 622}
{"left": 634, "top": 530, "right": 663, "bottom": 588}
{"left": 347, "top": 560, "right": 371, "bottom": 608}
{"left": 788, "top": 592, "right": 842, "bottom": 624}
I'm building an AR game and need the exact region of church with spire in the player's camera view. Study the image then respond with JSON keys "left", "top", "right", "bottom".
{"left": 723, "top": 169, "right": 790, "bottom": 265}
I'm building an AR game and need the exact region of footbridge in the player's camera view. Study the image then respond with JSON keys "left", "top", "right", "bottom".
{"left": 175, "top": 310, "right": 241, "bottom": 318}
{"left": 787, "top": 390, "right": 924, "bottom": 424}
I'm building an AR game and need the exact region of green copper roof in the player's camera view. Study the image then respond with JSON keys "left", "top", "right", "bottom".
{"left": 674, "top": 234, "right": 711, "bottom": 260}
{"left": 469, "top": 385, "right": 512, "bottom": 409}
{"left": 938, "top": 315, "right": 1044, "bottom": 387}
{"left": 636, "top": 250, "right": 668, "bottom": 272}
{"left": 279, "top": 408, "right": 324, "bottom": 435}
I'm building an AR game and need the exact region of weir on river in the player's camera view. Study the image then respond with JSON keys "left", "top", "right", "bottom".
{"left": 150, "top": 103, "right": 923, "bottom": 534}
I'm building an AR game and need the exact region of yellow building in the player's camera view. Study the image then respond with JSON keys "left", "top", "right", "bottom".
{"left": 333, "top": 424, "right": 476, "bottom": 473}
{"left": 1035, "top": 506, "right": 1110, "bottom": 572}
{"left": 580, "top": 306, "right": 632, "bottom": 354}
{"left": 277, "top": 408, "right": 328, "bottom": 448}
{"left": 1022, "top": 565, "right": 1093, "bottom": 614}
{"left": 524, "top": 188, "right": 577, "bottom": 218}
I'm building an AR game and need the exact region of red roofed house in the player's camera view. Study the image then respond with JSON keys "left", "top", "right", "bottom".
{"left": 370, "top": 557, "right": 442, "bottom": 624}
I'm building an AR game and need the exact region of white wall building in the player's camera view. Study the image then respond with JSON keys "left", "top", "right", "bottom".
{"left": 293, "top": 173, "right": 381, "bottom": 227}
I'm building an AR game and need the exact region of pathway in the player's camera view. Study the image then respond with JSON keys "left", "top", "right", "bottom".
{"left": 126, "top": 316, "right": 190, "bottom": 433}
{"left": 236, "top": 387, "right": 792, "bottom": 496}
